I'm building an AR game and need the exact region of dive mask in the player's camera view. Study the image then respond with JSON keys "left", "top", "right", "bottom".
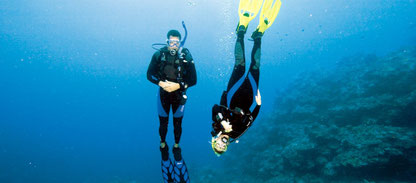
{"left": 221, "top": 136, "right": 229, "bottom": 144}
{"left": 167, "top": 39, "right": 180, "bottom": 47}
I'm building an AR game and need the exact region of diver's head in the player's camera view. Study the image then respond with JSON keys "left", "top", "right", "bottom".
{"left": 166, "top": 30, "right": 181, "bottom": 55}
{"left": 211, "top": 133, "right": 230, "bottom": 156}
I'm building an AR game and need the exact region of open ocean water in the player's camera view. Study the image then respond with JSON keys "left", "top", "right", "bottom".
{"left": 1, "top": 0, "right": 415, "bottom": 182}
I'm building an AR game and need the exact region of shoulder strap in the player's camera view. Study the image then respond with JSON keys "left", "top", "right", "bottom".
{"left": 160, "top": 52, "right": 166, "bottom": 62}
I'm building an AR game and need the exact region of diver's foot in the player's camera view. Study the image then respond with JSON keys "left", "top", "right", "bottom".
{"left": 160, "top": 143, "right": 169, "bottom": 161}
{"left": 172, "top": 146, "right": 182, "bottom": 162}
{"left": 251, "top": 28, "right": 264, "bottom": 40}
{"left": 236, "top": 23, "right": 247, "bottom": 37}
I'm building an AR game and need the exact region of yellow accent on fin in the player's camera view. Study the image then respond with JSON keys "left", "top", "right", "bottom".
{"left": 257, "top": 0, "right": 282, "bottom": 33}
{"left": 238, "top": 0, "right": 264, "bottom": 29}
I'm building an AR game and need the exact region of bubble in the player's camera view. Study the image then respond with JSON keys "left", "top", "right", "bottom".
{"left": 187, "top": 1, "right": 196, "bottom": 6}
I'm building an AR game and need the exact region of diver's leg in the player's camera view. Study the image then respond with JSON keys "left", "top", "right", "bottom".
{"left": 170, "top": 95, "right": 189, "bottom": 183}
{"left": 226, "top": 30, "right": 247, "bottom": 91}
{"left": 159, "top": 117, "right": 169, "bottom": 143}
{"left": 158, "top": 89, "right": 171, "bottom": 144}
{"left": 172, "top": 95, "right": 185, "bottom": 145}
{"left": 228, "top": 37, "right": 261, "bottom": 113}
{"left": 158, "top": 91, "right": 174, "bottom": 183}
{"left": 248, "top": 37, "right": 261, "bottom": 84}
{"left": 173, "top": 117, "right": 183, "bottom": 144}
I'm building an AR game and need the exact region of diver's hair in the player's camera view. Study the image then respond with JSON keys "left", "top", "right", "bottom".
{"left": 167, "top": 30, "right": 181, "bottom": 40}
{"left": 213, "top": 147, "right": 226, "bottom": 156}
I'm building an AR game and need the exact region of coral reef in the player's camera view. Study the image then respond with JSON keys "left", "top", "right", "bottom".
{"left": 195, "top": 47, "right": 416, "bottom": 182}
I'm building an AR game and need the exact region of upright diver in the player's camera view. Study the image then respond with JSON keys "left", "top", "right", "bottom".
{"left": 147, "top": 23, "right": 196, "bottom": 182}
{"left": 211, "top": 0, "right": 282, "bottom": 156}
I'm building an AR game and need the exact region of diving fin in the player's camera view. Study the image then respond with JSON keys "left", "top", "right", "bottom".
{"left": 237, "top": 0, "right": 264, "bottom": 34}
{"left": 161, "top": 159, "right": 174, "bottom": 183}
{"left": 172, "top": 147, "right": 190, "bottom": 183}
{"left": 256, "top": 0, "right": 282, "bottom": 34}
{"left": 161, "top": 145, "right": 174, "bottom": 183}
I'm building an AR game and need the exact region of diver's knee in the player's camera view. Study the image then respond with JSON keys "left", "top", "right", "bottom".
{"left": 236, "top": 60, "right": 244, "bottom": 67}
{"left": 159, "top": 117, "right": 168, "bottom": 125}
{"left": 252, "top": 61, "right": 260, "bottom": 70}
{"left": 173, "top": 118, "right": 182, "bottom": 126}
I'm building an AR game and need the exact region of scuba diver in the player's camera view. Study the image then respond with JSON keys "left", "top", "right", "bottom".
{"left": 147, "top": 22, "right": 195, "bottom": 183}
{"left": 211, "top": 0, "right": 281, "bottom": 156}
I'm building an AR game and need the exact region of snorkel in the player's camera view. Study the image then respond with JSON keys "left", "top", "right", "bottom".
{"left": 178, "top": 21, "right": 188, "bottom": 58}
{"left": 168, "top": 21, "right": 188, "bottom": 56}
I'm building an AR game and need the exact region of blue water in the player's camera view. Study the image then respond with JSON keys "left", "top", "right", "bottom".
{"left": 0, "top": 0, "right": 415, "bottom": 182}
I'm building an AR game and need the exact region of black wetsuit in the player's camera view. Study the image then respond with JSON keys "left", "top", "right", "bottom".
{"left": 147, "top": 46, "right": 197, "bottom": 144}
{"left": 211, "top": 33, "right": 261, "bottom": 140}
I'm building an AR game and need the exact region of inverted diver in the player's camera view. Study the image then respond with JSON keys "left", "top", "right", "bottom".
{"left": 211, "top": 0, "right": 282, "bottom": 156}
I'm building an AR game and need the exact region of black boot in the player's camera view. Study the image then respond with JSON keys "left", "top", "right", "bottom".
{"left": 160, "top": 144, "right": 170, "bottom": 161}
{"left": 236, "top": 23, "right": 247, "bottom": 38}
{"left": 172, "top": 146, "right": 182, "bottom": 162}
{"left": 251, "top": 28, "right": 264, "bottom": 40}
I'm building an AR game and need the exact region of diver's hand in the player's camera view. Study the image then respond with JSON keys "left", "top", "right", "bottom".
{"left": 221, "top": 120, "right": 233, "bottom": 133}
{"left": 255, "top": 89, "right": 261, "bottom": 105}
{"left": 158, "top": 81, "right": 166, "bottom": 88}
{"left": 164, "top": 81, "right": 180, "bottom": 93}
{"left": 158, "top": 81, "right": 172, "bottom": 93}
{"left": 158, "top": 81, "right": 168, "bottom": 90}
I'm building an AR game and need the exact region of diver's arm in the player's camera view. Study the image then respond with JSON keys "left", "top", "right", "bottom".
{"left": 211, "top": 121, "right": 223, "bottom": 136}
{"left": 181, "top": 48, "right": 197, "bottom": 89}
{"left": 212, "top": 104, "right": 223, "bottom": 122}
{"left": 147, "top": 51, "right": 162, "bottom": 85}
{"left": 251, "top": 104, "right": 261, "bottom": 122}
{"left": 211, "top": 104, "right": 228, "bottom": 135}
{"left": 211, "top": 105, "right": 223, "bottom": 136}
{"left": 251, "top": 89, "right": 261, "bottom": 121}
{"left": 184, "top": 61, "right": 197, "bottom": 88}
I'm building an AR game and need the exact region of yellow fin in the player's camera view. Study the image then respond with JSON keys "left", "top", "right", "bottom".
{"left": 257, "top": 0, "right": 282, "bottom": 33}
{"left": 238, "top": 0, "right": 264, "bottom": 29}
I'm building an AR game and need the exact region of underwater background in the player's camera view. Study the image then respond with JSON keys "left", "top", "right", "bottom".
{"left": 0, "top": 0, "right": 415, "bottom": 182}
